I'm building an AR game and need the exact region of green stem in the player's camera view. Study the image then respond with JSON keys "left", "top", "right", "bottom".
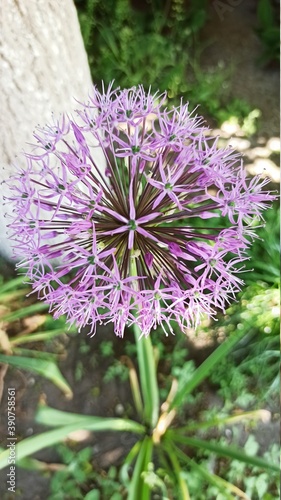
{"left": 130, "top": 256, "right": 159, "bottom": 429}
{"left": 133, "top": 322, "right": 159, "bottom": 429}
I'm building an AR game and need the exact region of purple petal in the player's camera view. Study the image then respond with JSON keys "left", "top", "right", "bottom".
{"left": 128, "top": 230, "right": 134, "bottom": 249}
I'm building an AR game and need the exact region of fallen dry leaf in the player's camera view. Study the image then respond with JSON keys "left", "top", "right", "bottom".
{"left": 20, "top": 314, "right": 47, "bottom": 336}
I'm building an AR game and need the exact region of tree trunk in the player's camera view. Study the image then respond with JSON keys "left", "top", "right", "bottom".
{"left": 0, "top": 0, "right": 93, "bottom": 258}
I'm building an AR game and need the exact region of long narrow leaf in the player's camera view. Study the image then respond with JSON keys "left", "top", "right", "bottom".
{"left": 122, "top": 356, "right": 143, "bottom": 420}
{"left": 99, "top": 28, "right": 120, "bottom": 59}
{"left": 164, "top": 440, "right": 190, "bottom": 500}
{"left": 36, "top": 410, "right": 144, "bottom": 434}
{"left": 10, "top": 456, "right": 65, "bottom": 472}
{"left": 0, "top": 418, "right": 145, "bottom": 470}
{"left": 127, "top": 436, "right": 153, "bottom": 500}
{"left": 177, "top": 410, "right": 271, "bottom": 433}
{"left": 127, "top": 438, "right": 148, "bottom": 500}
{"left": 142, "top": 437, "right": 154, "bottom": 500}
{"left": 0, "top": 276, "right": 27, "bottom": 295}
{"left": 171, "top": 331, "right": 245, "bottom": 409}
{"left": 35, "top": 405, "right": 144, "bottom": 434}
{"left": 0, "top": 354, "right": 72, "bottom": 398}
{"left": 11, "top": 348, "right": 58, "bottom": 360}
{"left": 2, "top": 302, "right": 49, "bottom": 322}
{"left": 120, "top": 441, "right": 142, "bottom": 486}
{"left": 10, "top": 326, "right": 76, "bottom": 346}
{"left": 168, "top": 432, "right": 279, "bottom": 473}
{"left": 0, "top": 448, "right": 54, "bottom": 472}
{"left": 174, "top": 444, "right": 250, "bottom": 500}
{"left": 0, "top": 289, "right": 27, "bottom": 304}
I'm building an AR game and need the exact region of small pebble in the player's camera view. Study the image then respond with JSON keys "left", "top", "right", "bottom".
{"left": 115, "top": 403, "right": 124, "bottom": 416}
{"left": 267, "top": 137, "right": 280, "bottom": 152}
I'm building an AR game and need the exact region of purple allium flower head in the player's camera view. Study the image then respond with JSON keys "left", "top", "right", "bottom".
{"left": 6, "top": 84, "right": 275, "bottom": 337}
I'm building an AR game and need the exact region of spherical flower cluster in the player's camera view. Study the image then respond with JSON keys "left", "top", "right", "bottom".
{"left": 6, "top": 84, "right": 275, "bottom": 337}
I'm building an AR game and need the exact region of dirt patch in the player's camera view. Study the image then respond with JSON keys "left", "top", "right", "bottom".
{"left": 201, "top": 0, "right": 279, "bottom": 139}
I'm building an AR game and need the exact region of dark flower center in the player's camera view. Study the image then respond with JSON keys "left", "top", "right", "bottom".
{"left": 129, "top": 219, "right": 137, "bottom": 230}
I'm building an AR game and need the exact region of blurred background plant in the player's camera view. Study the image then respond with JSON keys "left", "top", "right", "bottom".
{"left": 74, "top": 0, "right": 257, "bottom": 125}
{"left": 0, "top": 275, "right": 74, "bottom": 399}
{"left": 256, "top": 0, "right": 280, "bottom": 66}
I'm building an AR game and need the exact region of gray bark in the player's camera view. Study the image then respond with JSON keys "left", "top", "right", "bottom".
{"left": 0, "top": 0, "right": 93, "bottom": 258}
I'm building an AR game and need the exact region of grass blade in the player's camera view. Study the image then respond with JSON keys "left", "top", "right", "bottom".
{"left": 163, "top": 440, "right": 190, "bottom": 500}
{"left": 121, "top": 355, "right": 143, "bottom": 420}
{"left": 168, "top": 432, "right": 279, "bottom": 473}
{"left": 1, "top": 302, "right": 49, "bottom": 322}
{"left": 127, "top": 436, "right": 153, "bottom": 500}
{"left": 120, "top": 441, "right": 142, "bottom": 486}
{"left": 177, "top": 410, "right": 271, "bottom": 433}
{"left": 0, "top": 417, "right": 145, "bottom": 470}
{"left": 0, "top": 276, "right": 27, "bottom": 295}
{"left": 171, "top": 330, "right": 245, "bottom": 409}
{"left": 173, "top": 444, "right": 250, "bottom": 500}
{"left": 10, "top": 326, "right": 76, "bottom": 346}
{"left": 35, "top": 405, "right": 145, "bottom": 434}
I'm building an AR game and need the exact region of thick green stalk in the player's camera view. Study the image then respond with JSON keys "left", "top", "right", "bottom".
{"left": 130, "top": 257, "right": 159, "bottom": 429}
{"left": 133, "top": 322, "right": 159, "bottom": 429}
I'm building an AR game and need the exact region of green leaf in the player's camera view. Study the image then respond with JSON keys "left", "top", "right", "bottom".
{"left": 142, "top": 438, "right": 154, "bottom": 499}
{"left": 0, "top": 354, "right": 72, "bottom": 398}
{"left": 11, "top": 455, "right": 64, "bottom": 471}
{"left": 0, "top": 289, "right": 27, "bottom": 303}
{"left": 1, "top": 301, "right": 49, "bottom": 322}
{"left": 99, "top": 28, "right": 119, "bottom": 59}
{"left": 127, "top": 436, "right": 153, "bottom": 500}
{"left": 120, "top": 440, "right": 142, "bottom": 486}
{"left": 163, "top": 440, "right": 190, "bottom": 500}
{"left": 11, "top": 326, "right": 76, "bottom": 346}
{"left": 177, "top": 410, "right": 271, "bottom": 433}
{"left": 128, "top": 364, "right": 144, "bottom": 420}
{"left": 35, "top": 405, "right": 145, "bottom": 435}
{"left": 84, "top": 491, "right": 100, "bottom": 500}
{"left": 173, "top": 444, "right": 249, "bottom": 500}
{"left": 171, "top": 331, "right": 245, "bottom": 409}
{"left": 0, "top": 416, "right": 144, "bottom": 470}
{"left": 168, "top": 432, "right": 279, "bottom": 473}
{"left": 0, "top": 276, "right": 27, "bottom": 295}
{"left": 11, "top": 348, "right": 58, "bottom": 360}
{"left": 257, "top": 0, "right": 274, "bottom": 29}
